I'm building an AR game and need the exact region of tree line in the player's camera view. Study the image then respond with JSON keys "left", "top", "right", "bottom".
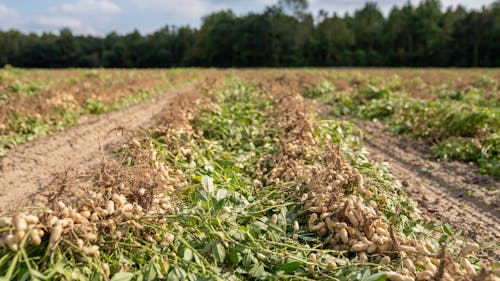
{"left": 0, "top": 0, "right": 499, "bottom": 67}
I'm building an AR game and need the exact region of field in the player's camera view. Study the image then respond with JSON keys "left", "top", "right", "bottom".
{"left": 0, "top": 68, "right": 499, "bottom": 281}
{"left": 0, "top": 68, "right": 202, "bottom": 156}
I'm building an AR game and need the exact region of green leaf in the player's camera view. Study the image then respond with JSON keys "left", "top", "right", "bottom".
{"left": 278, "top": 261, "right": 301, "bottom": 274}
{"left": 110, "top": 272, "right": 134, "bottom": 281}
{"left": 229, "top": 248, "right": 241, "bottom": 265}
{"left": 143, "top": 263, "right": 158, "bottom": 281}
{"left": 20, "top": 272, "right": 31, "bottom": 281}
{"left": 193, "top": 252, "right": 202, "bottom": 266}
{"left": 443, "top": 223, "right": 454, "bottom": 236}
{"left": 201, "top": 175, "right": 215, "bottom": 193}
{"left": 360, "top": 269, "right": 371, "bottom": 280}
{"left": 364, "top": 272, "right": 387, "bottom": 281}
{"left": 252, "top": 221, "right": 268, "bottom": 232}
{"left": 212, "top": 243, "right": 226, "bottom": 264}
{"left": 183, "top": 248, "right": 193, "bottom": 262}
{"left": 243, "top": 252, "right": 254, "bottom": 268}
{"left": 153, "top": 262, "right": 166, "bottom": 279}
{"left": 216, "top": 189, "right": 228, "bottom": 201}
{"left": 168, "top": 267, "right": 187, "bottom": 281}
{"left": 249, "top": 263, "right": 266, "bottom": 278}
{"left": 280, "top": 206, "right": 288, "bottom": 227}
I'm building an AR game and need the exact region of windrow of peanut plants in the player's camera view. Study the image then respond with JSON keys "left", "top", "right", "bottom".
{"left": 0, "top": 67, "right": 200, "bottom": 156}
{"left": 305, "top": 77, "right": 500, "bottom": 177}
{"left": 0, "top": 76, "right": 494, "bottom": 280}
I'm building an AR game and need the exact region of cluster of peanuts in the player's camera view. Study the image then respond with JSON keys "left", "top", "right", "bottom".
{"left": 306, "top": 148, "right": 499, "bottom": 280}
{"left": 257, "top": 95, "right": 319, "bottom": 184}
{"left": 0, "top": 139, "right": 188, "bottom": 258}
{"left": 0, "top": 213, "right": 43, "bottom": 252}
{"left": 156, "top": 94, "right": 211, "bottom": 138}
{"left": 262, "top": 92, "right": 498, "bottom": 281}
{"left": 0, "top": 183, "right": 179, "bottom": 256}
{"left": 46, "top": 92, "right": 77, "bottom": 108}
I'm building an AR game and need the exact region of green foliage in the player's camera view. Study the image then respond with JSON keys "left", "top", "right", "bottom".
{"left": 394, "top": 103, "right": 500, "bottom": 177}
{"left": 392, "top": 104, "right": 498, "bottom": 141}
{"left": 84, "top": 98, "right": 108, "bottom": 115}
{"left": 0, "top": 107, "right": 79, "bottom": 152}
{"left": 302, "top": 80, "right": 334, "bottom": 99}
{"left": 432, "top": 137, "right": 500, "bottom": 177}
{"left": 326, "top": 84, "right": 396, "bottom": 120}
{"left": 437, "top": 87, "right": 500, "bottom": 108}
{"left": 358, "top": 85, "right": 391, "bottom": 102}
{"left": 434, "top": 106, "right": 498, "bottom": 139}
{"left": 111, "top": 90, "right": 154, "bottom": 111}
{"left": 478, "top": 137, "right": 500, "bottom": 177}
{"left": 473, "top": 75, "right": 498, "bottom": 90}
{"left": 54, "top": 107, "right": 79, "bottom": 131}
{"left": 9, "top": 114, "right": 51, "bottom": 141}
{"left": 8, "top": 80, "right": 40, "bottom": 97}
{"left": 432, "top": 138, "right": 482, "bottom": 162}
{"left": 330, "top": 94, "right": 355, "bottom": 116}
{"left": 358, "top": 99, "right": 397, "bottom": 120}
{"left": 0, "top": 114, "right": 51, "bottom": 149}
{"left": 0, "top": 69, "right": 186, "bottom": 152}
{"left": 311, "top": 78, "right": 500, "bottom": 177}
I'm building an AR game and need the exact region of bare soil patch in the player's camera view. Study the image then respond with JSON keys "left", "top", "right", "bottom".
{"left": 357, "top": 120, "right": 500, "bottom": 261}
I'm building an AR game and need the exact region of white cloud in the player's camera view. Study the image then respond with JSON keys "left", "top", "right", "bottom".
{"left": 1, "top": 1, "right": 120, "bottom": 35}
{"left": 131, "top": 0, "right": 277, "bottom": 27}
{"left": 440, "top": 0, "right": 493, "bottom": 10}
{"left": 28, "top": 16, "right": 98, "bottom": 34}
{"left": 0, "top": 4, "right": 20, "bottom": 27}
{"left": 24, "top": 0, "right": 123, "bottom": 35}
{"left": 133, "top": 0, "right": 211, "bottom": 22}
{"left": 51, "top": 0, "right": 121, "bottom": 14}
{"left": 308, "top": 0, "right": 495, "bottom": 17}
{"left": 0, "top": 4, "right": 17, "bottom": 17}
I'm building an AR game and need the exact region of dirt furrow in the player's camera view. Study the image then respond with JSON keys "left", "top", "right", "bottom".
{"left": 359, "top": 121, "right": 500, "bottom": 260}
{"left": 0, "top": 85, "right": 195, "bottom": 212}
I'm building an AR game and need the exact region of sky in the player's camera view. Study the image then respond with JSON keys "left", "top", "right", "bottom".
{"left": 0, "top": 0, "right": 495, "bottom": 36}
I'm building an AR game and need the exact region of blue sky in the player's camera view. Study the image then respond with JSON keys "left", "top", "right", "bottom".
{"left": 0, "top": 0, "right": 495, "bottom": 35}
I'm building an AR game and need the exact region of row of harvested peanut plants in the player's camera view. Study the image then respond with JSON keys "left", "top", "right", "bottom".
{"left": 0, "top": 74, "right": 498, "bottom": 280}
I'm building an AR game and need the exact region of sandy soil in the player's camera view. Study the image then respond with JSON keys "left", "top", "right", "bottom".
{"left": 358, "top": 120, "right": 500, "bottom": 261}
{"left": 0, "top": 85, "right": 195, "bottom": 212}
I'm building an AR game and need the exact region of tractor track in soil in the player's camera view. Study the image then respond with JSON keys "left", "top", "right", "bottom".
{"left": 358, "top": 120, "right": 500, "bottom": 261}
{"left": 0, "top": 84, "right": 196, "bottom": 212}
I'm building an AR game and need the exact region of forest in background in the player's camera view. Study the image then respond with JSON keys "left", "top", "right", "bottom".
{"left": 0, "top": 0, "right": 499, "bottom": 67}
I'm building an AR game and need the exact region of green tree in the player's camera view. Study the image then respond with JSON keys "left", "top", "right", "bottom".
{"left": 348, "top": 2, "right": 385, "bottom": 65}
{"left": 192, "top": 10, "right": 237, "bottom": 66}
{"left": 311, "top": 14, "right": 354, "bottom": 65}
